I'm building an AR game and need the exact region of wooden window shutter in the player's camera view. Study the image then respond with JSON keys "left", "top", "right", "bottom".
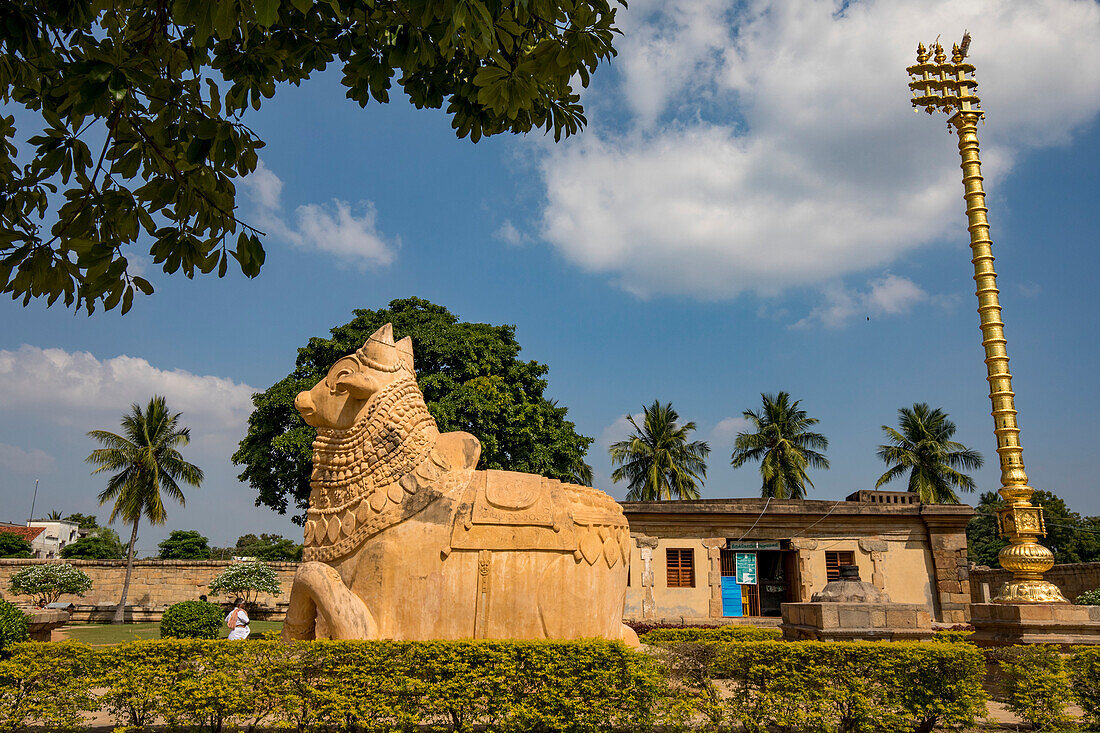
{"left": 666, "top": 548, "right": 695, "bottom": 588}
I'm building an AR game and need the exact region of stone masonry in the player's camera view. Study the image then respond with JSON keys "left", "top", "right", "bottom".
{"left": 924, "top": 517, "right": 971, "bottom": 624}
{"left": 0, "top": 559, "right": 297, "bottom": 622}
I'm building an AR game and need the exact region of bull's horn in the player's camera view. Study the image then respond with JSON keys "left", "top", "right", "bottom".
{"left": 356, "top": 323, "right": 400, "bottom": 372}
{"left": 396, "top": 336, "right": 414, "bottom": 372}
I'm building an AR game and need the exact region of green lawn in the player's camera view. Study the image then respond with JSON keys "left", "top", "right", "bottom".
{"left": 60, "top": 620, "right": 283, "bottom": 646}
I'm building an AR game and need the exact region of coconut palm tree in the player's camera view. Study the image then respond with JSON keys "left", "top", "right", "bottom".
{"left": 86, "top": 396, "right": 203, "bottom": 623}
{"left": 608, "top": 401, "right": 710, "bottom": 501}
{"left": 875, "top": 403, "right": 983, "bottom": 504}
{"left": 569, "top": 459, "right": 594, "bottom": 487}
{"left": 46, "top": 510, "right": 63, "bottom": 521}
{"left": 731, "top": 392, "right": 830, "bottom": 499}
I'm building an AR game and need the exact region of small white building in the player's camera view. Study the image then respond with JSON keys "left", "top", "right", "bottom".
{"left": 26, "top": 519, "right": 80, "bottom": 558}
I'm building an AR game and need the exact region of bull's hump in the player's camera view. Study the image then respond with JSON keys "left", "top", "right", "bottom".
{"left": 436, "top": 430, "right": 480, "bottom": 471}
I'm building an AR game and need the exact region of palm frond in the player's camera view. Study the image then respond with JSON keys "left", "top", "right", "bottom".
{"left": 876, "top": 403, "right": 982, "bottom": 504}
{"left": 610, "top": 401, "right": 709, "bottom": 500}
{"left": 731, "top": 392, "right": 828, "bottom": 499}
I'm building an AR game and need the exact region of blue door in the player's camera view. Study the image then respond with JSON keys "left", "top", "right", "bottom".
{"left": 721, "top": 576, "right": 743, "bottom": 617}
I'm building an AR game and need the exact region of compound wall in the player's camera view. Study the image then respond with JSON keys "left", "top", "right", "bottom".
{"left": 0, "top": 559, "right": 298, "bottom": 622}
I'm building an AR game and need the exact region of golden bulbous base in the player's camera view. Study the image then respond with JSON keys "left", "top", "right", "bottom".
{"left": 998, "top": 541, "right": 1055, "bottom": 575}
{"left": 993, "top": 579, "right": 1070, "bottom": 604}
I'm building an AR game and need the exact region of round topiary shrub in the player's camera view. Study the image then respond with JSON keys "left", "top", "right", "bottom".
{"left": 0, "top": 599, "right": 29, "bottom": 653}
{"left": 160, "top": 600, "right": 224, "bottom": 639}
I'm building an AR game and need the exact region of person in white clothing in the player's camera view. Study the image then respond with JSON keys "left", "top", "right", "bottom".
{"left": 225, "top": 597, "right": 250, "bottom": 640}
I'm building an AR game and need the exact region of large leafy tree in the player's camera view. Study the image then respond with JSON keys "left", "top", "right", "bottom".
{"left": 730, "top": 392, "right": 829, "bottom": 500}
{"left": 158, "top": 529, "right": 213, "bottom": 560}
{"left": 967, "top": 490, "right": 1100, "bottom": 567}
{"left": 63, "top": 513, "right": 99, "bottom": 530}
{"left": 875, "top": 403, "right": 983, "bottom": 504}
{"left": 234, "top": 297, "right": 593, "bottom": 523}
{"left": 60, "top": 528, "right": 126, "bottom": 559}
{"left": 0, "top": 532, "right": 33, "bottom": 559}
{"left": 0, "top": 0, "right": 621, "bottom": 313}
{"left": 86, "top": 395, "right": 203, "bottom": 623}
{"left": 608, "top": 401, "right": 710, "bottom": 501}
{"left": 234, "top": 533, "right": 302, "bottom": 561}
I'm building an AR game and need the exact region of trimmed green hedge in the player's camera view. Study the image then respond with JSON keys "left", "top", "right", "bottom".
{"left": 160, "top": 600, "right": 224, "bottom": 639}
{"left": 0, "top": 641, "right": 96, "bottom": 730}
{"left": 1070, "top": 646, "right": 1100, "bottom": 729}
{"left": 1, "top": 639, "right": 667, "bottom": 732}
{"left": 641, "top": 626, "right": 781, "bottom": 644}
{"left": 0, "top": 601, "right": 28, "bottom": 655}
{"left": 30, "top": 636, "right": 1100, "bottom": 732}
{"left": 1000, "top": 645, "right": 1073, "bottom": 730}
{"left": 660, "top": 640, "right": 988, "bottom": 733}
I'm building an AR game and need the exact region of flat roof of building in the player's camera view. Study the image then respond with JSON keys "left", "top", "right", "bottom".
{"left": 619, "top": 494, "right": 975, "bottom": 519}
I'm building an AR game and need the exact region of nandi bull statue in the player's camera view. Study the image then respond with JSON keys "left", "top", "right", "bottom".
{"left": 282, "top": 324, "right": 637, "bottom": 645}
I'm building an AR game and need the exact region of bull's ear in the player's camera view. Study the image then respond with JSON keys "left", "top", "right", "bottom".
{"left": 335, "top": 371, "right": 376, "bottom": 400}
{"left": 396, "top": 336, "right": 414, "bottom": 372}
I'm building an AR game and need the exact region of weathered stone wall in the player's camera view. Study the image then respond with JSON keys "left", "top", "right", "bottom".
{"left": 970, "top": 562, "right": 1100, "bottom": 604}
{"left": 0, "top": 559, "right": 298, "bottom": 622}
{"left": 925, "top": 528, "right": 971, "bottom": 624}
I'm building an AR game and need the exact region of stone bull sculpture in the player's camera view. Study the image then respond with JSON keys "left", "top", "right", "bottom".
{"left": 282, "top": 324, "right": 637, "bottom": 645}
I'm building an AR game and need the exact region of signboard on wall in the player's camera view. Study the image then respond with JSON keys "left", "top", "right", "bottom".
{"left": 735, "top": 552, "right": 758, "bottom": 584}
{"left": 726, "top": 541, "right": 781, "bottom": 551}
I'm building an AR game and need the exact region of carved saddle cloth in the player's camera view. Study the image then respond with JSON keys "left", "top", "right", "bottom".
{"left": 448, "top": 470, "right": 577, "bottom": 552}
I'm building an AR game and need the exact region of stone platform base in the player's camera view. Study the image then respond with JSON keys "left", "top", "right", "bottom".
{"left": 970, "top": 602, "right": 1100, "bottom": 646}
{"left": 23, "top": 609, "right": 70, "bottom": 641}
{"left": 781, "top": 602, "right": 933, "bottom": 641}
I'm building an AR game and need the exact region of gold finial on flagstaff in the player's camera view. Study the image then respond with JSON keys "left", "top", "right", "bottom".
{"left": 905, "top": 34, "right": 1068, "bottom": 604}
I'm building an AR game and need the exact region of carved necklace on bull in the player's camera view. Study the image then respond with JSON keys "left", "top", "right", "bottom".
{"left": 303, "top": 362, "right": 453, "bottom": 561}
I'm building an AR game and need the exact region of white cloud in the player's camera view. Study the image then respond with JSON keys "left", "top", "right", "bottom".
{"left": 709, "top": 416, "right": 752, "bottom": 446}
{"left": 293, "top": 200, "right": 395, "bottom": 267}
{"left": 242, "top": 160, "right": 396, "bottom": 269}
{"left": 0, "top": 347, "right": 298, "bottom": 547}
{"left": 600, "top": 413, "right": 643, "bottom": 448}
{"left": 0, "top": 346, "right": 256, "bottom": 436}
{"left": 0, "top": 443, "right": 56, "bottom": 475}
{"left": 537, "top": 0, "right": 1100, "bottom": 299}
{"left": 494, "top": 220, "right": 529, "bottom": 247}
{"left": 795, "top": 274, "right": 928, "bottom": 328}
{"left": 243, "top": 160, "right": 284, "bottom": 210}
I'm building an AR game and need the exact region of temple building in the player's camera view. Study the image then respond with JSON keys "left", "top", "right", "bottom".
{"left": 623, "top": 490, "right": 974, "bottom": 624}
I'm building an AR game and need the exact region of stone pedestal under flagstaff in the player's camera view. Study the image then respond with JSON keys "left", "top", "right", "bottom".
{"left": 970, "top": 602, "right": 1100, "bottom": 647}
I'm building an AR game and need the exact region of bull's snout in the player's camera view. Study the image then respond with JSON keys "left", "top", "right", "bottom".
{"left": 294, "top": 390, "right": 315, "bottom": 419}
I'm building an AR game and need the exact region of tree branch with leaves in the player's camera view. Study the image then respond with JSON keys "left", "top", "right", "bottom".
{"left": 0, "top": 0, "right": 622, "bottom": 313}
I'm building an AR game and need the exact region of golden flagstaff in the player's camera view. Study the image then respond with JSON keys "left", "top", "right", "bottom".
{"left": 906, "top": 35, "right": 1067, "bottom": 603}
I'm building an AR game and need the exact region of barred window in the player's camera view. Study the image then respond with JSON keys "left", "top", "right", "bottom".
{"left": 666, "top": 548, "right": 695, "bottom": 588}
{"left": 825, "top": 550, "right": 855, "bottom": 582}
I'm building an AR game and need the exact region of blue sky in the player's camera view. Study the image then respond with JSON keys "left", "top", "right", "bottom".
{"left": 2, "top": 0, "right": 1099, "bottom": 555}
